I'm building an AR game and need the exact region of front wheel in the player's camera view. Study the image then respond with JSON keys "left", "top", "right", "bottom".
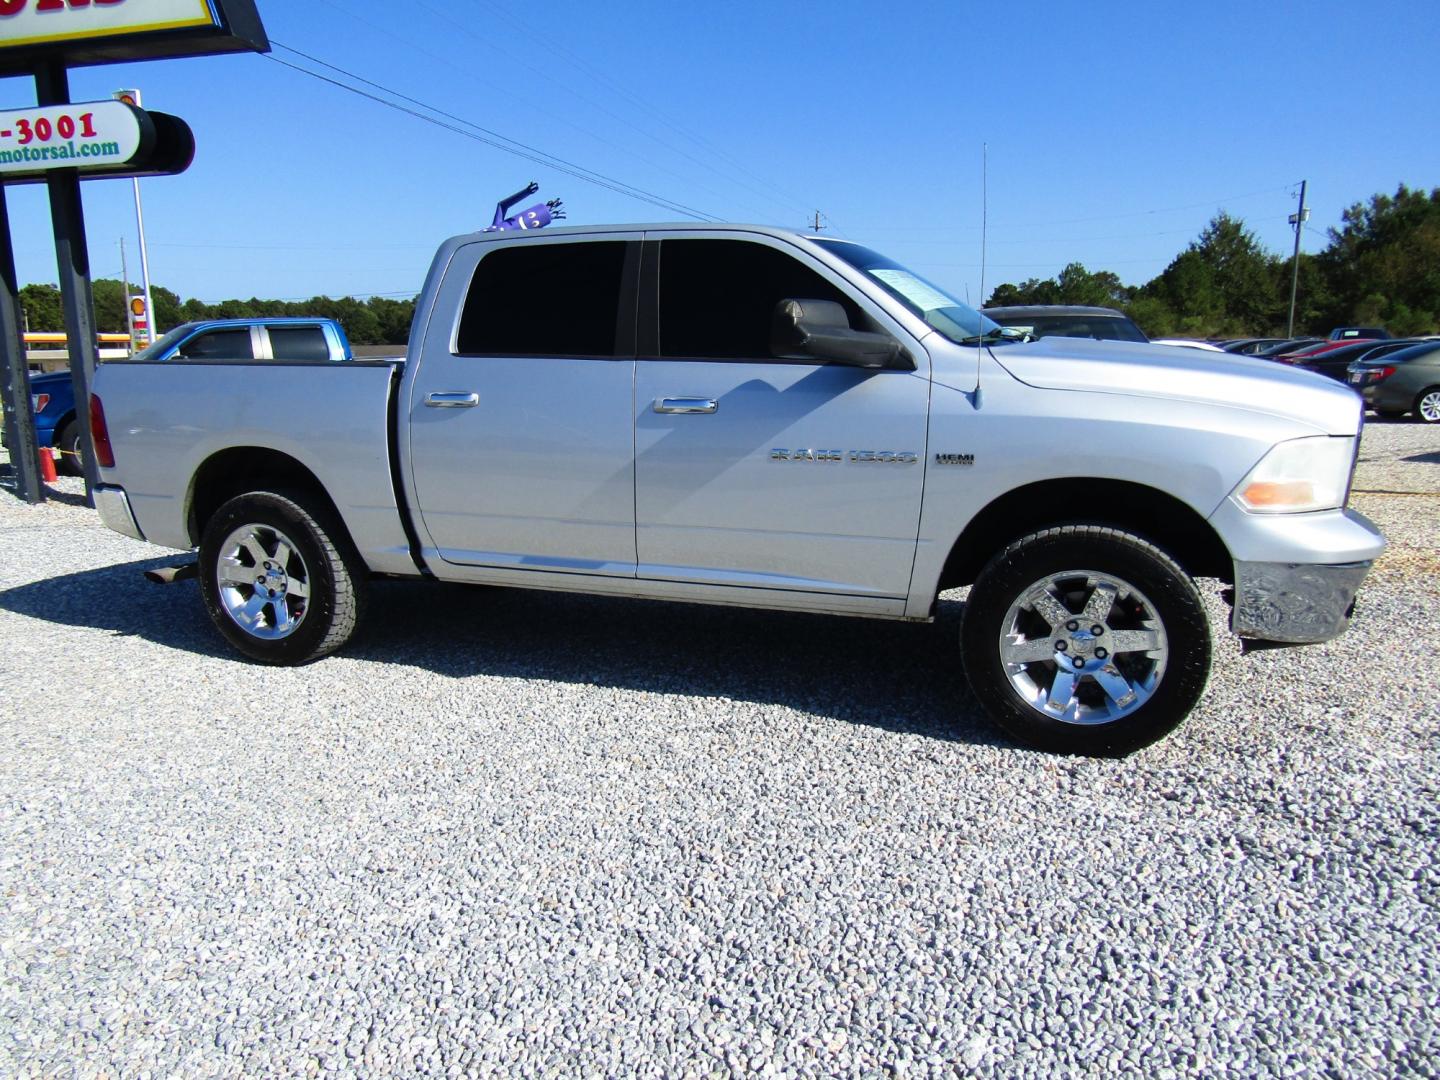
{"left": 199, "top": 489, "right": 365, "bottom": 664}
{"left": 960, "top": 526, "right": 1211, "bottom": 755}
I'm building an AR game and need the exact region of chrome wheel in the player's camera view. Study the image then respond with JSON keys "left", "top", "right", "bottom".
{"left": 214, "top": 523, "right": 312, "bottom": 640}
{"left": 1418, "top": 389, "right": 1440, "bottom": 423}
{"left": 998, "top": 569, "right": 1168, "bottom": 726}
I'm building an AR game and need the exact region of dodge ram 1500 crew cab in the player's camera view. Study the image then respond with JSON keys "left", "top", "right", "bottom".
{"left": 89, "top": 224, "right": 1385, "bottom": 754}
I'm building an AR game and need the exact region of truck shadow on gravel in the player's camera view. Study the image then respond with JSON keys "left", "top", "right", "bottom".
{"left": 0, "top": 558, "right": 1005, "bottom": 747}
{"left": 0, "top": 554, "right": 232, "bottom": 660}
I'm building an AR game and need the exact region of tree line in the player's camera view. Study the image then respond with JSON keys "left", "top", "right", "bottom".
{"left": 987, "top": 184, "right": 1439, "bottom": 338}
{"left": 19, "top": 281, "right": 415, "bottom": 347}
{"left": 15, "top": 183, "right": 1439, "bottom": 344}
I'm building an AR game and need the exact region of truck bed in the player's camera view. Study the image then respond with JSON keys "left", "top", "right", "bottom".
{"left": 93, "top": 359, "right": 418, "bottom": 575}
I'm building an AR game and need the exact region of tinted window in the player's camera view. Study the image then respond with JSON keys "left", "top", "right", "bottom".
{"left": 658, "top": 238, "right": 865, "bottom": 360}
{"left": 269, "top": 326, "right": 332, "bottom": 362}
{"left": 176, "top": 329, "right": 254, "bottom": 360}
{"left": 457, "top": 241, "right": 628, "bottom": 357}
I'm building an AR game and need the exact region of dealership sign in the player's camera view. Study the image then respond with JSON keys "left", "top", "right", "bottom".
{"left": 0, "top": 100, "right": 143, "bottom": 176}
{"left": 0, "top": 98, "right": 194, "bottom": 182}
{"left": 0, "top": 0, "right": 267, "bottom": 72}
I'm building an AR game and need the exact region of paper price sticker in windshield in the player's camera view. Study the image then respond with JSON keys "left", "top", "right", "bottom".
{"left": 869, "top": 269, "right": 958, "bottom": 313}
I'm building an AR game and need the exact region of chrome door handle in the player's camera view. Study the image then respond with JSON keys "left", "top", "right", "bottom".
{"left": 425, "top": 392, "right": 479, "bottom": 408}
{"left": 654, "top": 397, "right": 718, "bottom": 414}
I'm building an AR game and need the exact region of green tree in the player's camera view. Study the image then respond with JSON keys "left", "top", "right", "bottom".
{"left": 1317, "top": 184, "right": 1440, "bottom": 332}
{"left": 986, "top": 263, "right": 1128, "bottom": 309}
{"left": 151, "top": 284, "right": 183, "bottom": 332}
{"left": 19, "top": 283, "right": 63, "bottom": 332}
{"left": 368, "top": 296, "right": 416, "bottom": 345}
{"left": 1147, "top": 212, "right": 1283, "bottom": 336}
{"left": 1122, "top": 295, "right": 1176, "bottom": 338}
{"left": 89, "top": 278, "right": 130, "bottom": 334}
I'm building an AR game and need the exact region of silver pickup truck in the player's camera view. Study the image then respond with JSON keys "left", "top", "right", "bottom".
{"left": 90, "top": 224, "right": 1384, "bottom": 754}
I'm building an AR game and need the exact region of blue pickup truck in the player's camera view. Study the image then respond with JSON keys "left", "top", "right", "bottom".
{"left": 21, "top": 318, "right": 353, "bottom": 474}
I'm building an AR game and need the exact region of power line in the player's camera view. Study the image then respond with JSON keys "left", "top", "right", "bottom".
{"left": 853, "top": 186, "right": 1295, "bottom": 235}
{"left": 265, "top": 43, "right": 721, "bottom": 223}
{"left": 305, "top": 2, "right": 787, "bottom": 224}
{"left": 464, "top": 0, "right": 818, "bottom": 222}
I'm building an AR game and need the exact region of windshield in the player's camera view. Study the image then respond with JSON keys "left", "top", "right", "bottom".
{"left": 129, "top": 323, "right": 196, "bottom": 362}
{"left": 814, "top": 240, "right": 1002, "bottom": 345}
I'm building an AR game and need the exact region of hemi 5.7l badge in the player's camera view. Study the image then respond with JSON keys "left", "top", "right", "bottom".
{"left": 771, "top": 449, "right": 918, "bottom": 464}
{"left": 935, "top": 453, "right": 975, "bottom": 466}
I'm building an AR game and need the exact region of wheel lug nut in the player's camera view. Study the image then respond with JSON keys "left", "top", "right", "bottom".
{"left": 1095, "top": 647, "right": 1108, "bottom": 659}
{"left": 1091, "top": 625, "right": 1104, "bottom": 635}
{"left": 1066, "top": 620, "right": 1079, "bottom": 632}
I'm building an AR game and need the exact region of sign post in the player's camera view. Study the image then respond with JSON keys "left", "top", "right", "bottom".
{"left": 0, "top": 184, "right": 42, "bottom": 503}
{"left": 36, "top": 61, "right": 103, "bottom": 495}
{"left": 0, "top": 0, "right": 267, "bottom": 505}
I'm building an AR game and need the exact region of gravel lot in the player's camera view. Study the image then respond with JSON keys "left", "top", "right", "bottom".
{"left": 1, "top": 421, "right": 1437, "bottom": 1078}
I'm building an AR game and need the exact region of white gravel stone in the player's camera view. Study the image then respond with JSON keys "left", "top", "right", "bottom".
{"left": 0, "top": 426, "right": 1436, "bottom": 1077}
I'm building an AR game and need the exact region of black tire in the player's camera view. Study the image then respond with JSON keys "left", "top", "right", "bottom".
{"left": 960, "top": 526, "right": 1211, "bottom": 756}
{"left": 55, "top": 418, "right": 84, "bottom": 476}
{"left": 1414, "top": 386, "right": 1440, "bottom": 424}
{"left": 199, "top": 489, "right": 365, "bottom": 664}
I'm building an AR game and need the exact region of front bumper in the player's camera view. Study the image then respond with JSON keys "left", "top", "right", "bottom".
{"left": 1232, "top": 559, "right": 1373, "bottom": 643}
{"left": 1209, "top": 501, "right": 1385, "bottom": 645}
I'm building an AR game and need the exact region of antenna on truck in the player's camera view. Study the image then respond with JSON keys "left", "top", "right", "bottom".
{"left": 975, "top": 142, "right": 988, "bottom": 407}
{"left": 484, "top": 181, "right": 567, "bottom": 233}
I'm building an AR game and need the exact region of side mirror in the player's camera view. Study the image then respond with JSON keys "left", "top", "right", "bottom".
{"left": 771, "top": 298, "right": 902, "bottom": 369}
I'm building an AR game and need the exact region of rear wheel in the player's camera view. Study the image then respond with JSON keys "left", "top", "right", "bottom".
{"left": 1415, "top": 387, "right": 1440, "bottom": 424}
{"left": 960, "top": 526, "right": 1211, "bottom": 755}
{"left": 199, "top": 489, "right": 364, "bottom": 664}
{"left": 55, "top": 418, "right": 83, "bottom": 476}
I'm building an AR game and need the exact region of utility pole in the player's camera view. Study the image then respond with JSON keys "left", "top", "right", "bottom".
{"left": 120, "top": 236, "right": 135, "bottom": 351}
{"left": 115, "top": 91, "right": 156, "bottom": 343}
{"left": 811, "top": 211, "right": 825, "bottom": 233}
{"left": 1287, "top": 180, "right": 1309, "bottom": 338}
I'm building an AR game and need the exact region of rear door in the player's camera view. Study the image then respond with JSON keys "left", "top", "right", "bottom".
{"left": 406, "top": 234, "right": 640, "bottom": 577}
{"left": 633, "top": 234, "right": 930, "bottom": 597}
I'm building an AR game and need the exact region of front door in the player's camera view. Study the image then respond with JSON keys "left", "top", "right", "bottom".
{"left": 634, "top": 235, "right": 929, "bottom": 597}
{"left": 407, "top": 234, "right": 639, "bottom": 576}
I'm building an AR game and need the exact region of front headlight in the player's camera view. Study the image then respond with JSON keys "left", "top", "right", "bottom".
{"left": 1233, "top": 436, "right": 1356, "bottom": 513}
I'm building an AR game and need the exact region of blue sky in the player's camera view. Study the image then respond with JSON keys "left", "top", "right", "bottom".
{"left": 3, "top": 0, "right": 1438, "bottom": 306}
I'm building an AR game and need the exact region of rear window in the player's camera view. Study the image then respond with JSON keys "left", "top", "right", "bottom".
{"left": 998, "top": 315, "right": 1147, "bottom": 343}
{"left": 457, "top": 241, "right": 628, "bottom": 357}
{"left": 268, "top": 326, "right": 332, "bottom": 362}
